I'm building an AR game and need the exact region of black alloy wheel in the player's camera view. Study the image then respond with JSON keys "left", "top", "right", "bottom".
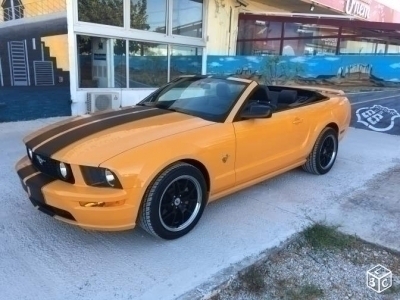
{"left": 140, "top": 162, "right": 208, "bottom": 239}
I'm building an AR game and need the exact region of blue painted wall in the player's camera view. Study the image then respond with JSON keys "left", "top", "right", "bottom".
{"left": 85, "top": 54, "right": 400, "bottom": 85}
{"left": 0, "top": 87, "right": 71, "bottom": 122}
{"left": 0, "top": 17, "right": 71, "bottom": 123}
{"left": 206, "top": 55, "right": 400, "bottom": 83}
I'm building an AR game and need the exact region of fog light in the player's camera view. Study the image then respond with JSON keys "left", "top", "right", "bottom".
{"left": 79, "top": 200, "right": 125, "bottom": 207}
{"left": 59, "top": 162, "right": 68, "bottom": 179}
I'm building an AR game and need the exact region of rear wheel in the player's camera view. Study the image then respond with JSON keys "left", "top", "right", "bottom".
{"left": 139, "top": 162, "right": 208, "bottom": 239}
{"left": 302, "top": 127, "right": 338, "bottom": 175}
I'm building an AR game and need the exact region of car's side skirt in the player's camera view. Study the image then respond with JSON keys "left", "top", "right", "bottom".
{"left": 208, "top": 159, "right": 307, "bottom": 203}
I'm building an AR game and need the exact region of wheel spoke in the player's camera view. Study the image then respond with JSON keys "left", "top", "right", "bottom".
{"left": 162, "top": 209, "right": 176, "bottom": 224}
{"left": 179, "top": 209, "right": 187, "bottom": 225}
{"left": 161, "top": 202, "right": 172, "bottom": 208}
{"left": 161, "top": 192, "right": 174, "bottom": 206}
{"left": 171, "top": 210, "right": 179, "bottom": 226}
{"left": 182, "top": 179, "right": 189, "bottom": 194}
{"left": 173, "top": 181, "right": 180, "bottom": 195}
{"left": 187, "top": 186, "right": 197, "bottom": 199}
{"left": 166, "top": 186, "right": 175, "bottom": 199}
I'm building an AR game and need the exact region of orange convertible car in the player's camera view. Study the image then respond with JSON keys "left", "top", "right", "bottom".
{"left": 16, "top": 76, "right": 351, "bottom": 239}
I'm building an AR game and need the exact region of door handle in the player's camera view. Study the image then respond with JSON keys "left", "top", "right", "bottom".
{"left": 292, "top": 117, "right": 303, "bottom": 124}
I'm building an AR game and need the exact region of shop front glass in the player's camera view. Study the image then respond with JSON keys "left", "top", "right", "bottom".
{"left": 236, "top": 14, "right": 400, "bottom": 56}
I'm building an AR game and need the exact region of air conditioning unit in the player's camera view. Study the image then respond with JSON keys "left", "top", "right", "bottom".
{"left": 86, "top": 92, "right": 121, "bottom": 114}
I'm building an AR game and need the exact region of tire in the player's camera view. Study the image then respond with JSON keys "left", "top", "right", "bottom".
{"left": 139, "top": 162, "right": 208, "bottom": 239}
{"left": 302, "top": 127, "right": 338, "bottom": 175}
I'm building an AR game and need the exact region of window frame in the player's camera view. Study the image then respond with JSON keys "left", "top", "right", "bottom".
{"left": 73, "top": 0, "right": 207, "bottom": 90}
{"left": 74, "top": 0, "right": 206, "bottom": 45}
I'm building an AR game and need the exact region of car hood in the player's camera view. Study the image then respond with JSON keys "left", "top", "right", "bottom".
{"left": 25, "top": 106, "right": 213, "bottom": 166}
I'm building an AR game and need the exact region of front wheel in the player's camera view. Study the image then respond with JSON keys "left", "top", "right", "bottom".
{"left": 302, "top": 127, "right": 338, "bottom": 175}
{"left": 139, "top": 162, "right": 208, "bottom": 239}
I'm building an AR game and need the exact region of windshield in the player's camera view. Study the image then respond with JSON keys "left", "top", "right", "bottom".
{"left": 138, "top": 77, "right": 248, "bottom": 122}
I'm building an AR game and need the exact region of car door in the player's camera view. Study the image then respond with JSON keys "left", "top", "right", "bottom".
{"left": 233, "top": 107, "right": 310, "bottom": 186}
{"left": 287, "top": 104, "right": 313, "bottom": 159}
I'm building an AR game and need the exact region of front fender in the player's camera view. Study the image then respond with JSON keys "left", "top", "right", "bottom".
{"left": 102, "top": 141, "right": 208, "bottom": 191}
{"left": 100, "top": 123, "right": 236, "bottom": 202}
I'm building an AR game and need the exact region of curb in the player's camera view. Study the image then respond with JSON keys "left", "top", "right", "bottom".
{"left": 176, "top": 232, "right": 302, "bottom": 300}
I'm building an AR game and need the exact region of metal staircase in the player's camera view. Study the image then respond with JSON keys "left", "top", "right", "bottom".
{"left": 8, "top": 40, "right": 29, "bottom": 86}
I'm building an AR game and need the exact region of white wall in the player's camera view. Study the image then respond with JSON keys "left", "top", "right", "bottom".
{"left": 244, "top": 1, "right": 289, "bottom": 13}
{"left": 206, "top": 0, "right": 239, "bottom": 55}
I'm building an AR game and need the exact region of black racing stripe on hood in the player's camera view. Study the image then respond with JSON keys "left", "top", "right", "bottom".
{"left": 26, "top": 106, "right": 152, "bottom": 149}
{"left": 34, "top": 108, "right": 172, "bottom": 157}
{"left": 25, "top": 174, "right": 56, "bottom": 204}
{"left": 17, "top": 164, "right": 37, "bottom": 181}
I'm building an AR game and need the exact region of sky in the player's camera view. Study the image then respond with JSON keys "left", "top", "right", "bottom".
{"left": 377, "top": 0, "right": 400, "bottom": 11}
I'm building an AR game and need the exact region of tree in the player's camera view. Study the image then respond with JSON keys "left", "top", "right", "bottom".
{"left": 261, "top": 55, "right": 305, "bottom": 85}
{"left": 78, "top": 0, "right": 124, "bottom": 27}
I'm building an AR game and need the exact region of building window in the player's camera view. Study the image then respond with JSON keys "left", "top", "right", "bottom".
{"left": 130, "top": 0, "right": 166, "bottom": 33}
{"left": 340, "top": 38, "right": 386, "bottom": 55}
{"left": 2, "top": 0, "right": 25, "bottom": 21}
{"left": 78, "top": 0, "right": 124, "bottom": 27}
{"left": 77, "top": 35, "right": 205, "bottom": 89}
{"left": 387, "top": 44, "right": 400, "bottom": 54}
{"left": 77, "top": 35, "right": 126, "bottom": 88}
{"left": 238, "top": 20, "right": 282, "bottom": 40}
{"left": 284, "top": 23, "right": 338, "bottom": 38}
{"left": 236, "top": 40, "right": 281, "bottom": 56}
{"left": 170, "top": 45, "right": 202, "bottom": 80}
{"left": 114, "top": 40, "right": 127, "bottom": 88}
{"left": 282, "top": 38, "right": 337, "bottom": 56}
{"left": 128, "top": 41, "right": 168, "bottom": 88}
{"left": 172, "top": 0, "right": 203, "bottom": 38}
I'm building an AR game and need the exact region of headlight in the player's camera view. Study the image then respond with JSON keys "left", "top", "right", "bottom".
{"left": 59, "top": 162, "right": 68, "bottom": 179}
{"left": 105, "top": 169, "right": 116, "bottom": 187}
{"left": 80, "top": 166, "right": 122, "bottom": 189}
{"left": 27, "top": 148, "right": 33, "bottom": 160}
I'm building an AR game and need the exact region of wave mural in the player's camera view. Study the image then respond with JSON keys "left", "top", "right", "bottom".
{"left": 206, "top": 55, "right": 400, "bottom": 86}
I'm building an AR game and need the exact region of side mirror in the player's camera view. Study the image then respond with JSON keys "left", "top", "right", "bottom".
{"left": 241, "top": 103, "right": 273, "bottom": 119}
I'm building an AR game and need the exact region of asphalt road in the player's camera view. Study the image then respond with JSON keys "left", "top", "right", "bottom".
{"left": 0, "top": 91, "right": 399, "bottom": 300}
{"left": 347, "top": 90, "right": 400, "bottom": 136}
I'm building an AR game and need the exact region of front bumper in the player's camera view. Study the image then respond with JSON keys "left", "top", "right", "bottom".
{"left": 15, "top": 156, "right": 140, "bottom": 231}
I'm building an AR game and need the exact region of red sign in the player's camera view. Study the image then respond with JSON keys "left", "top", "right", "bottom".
{"left": 311, "top": 0, "right": 396, "bottom": 23}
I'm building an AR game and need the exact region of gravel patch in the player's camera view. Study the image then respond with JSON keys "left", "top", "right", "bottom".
{"left": 208, "top": 225, "right": 400, "bottom": 300}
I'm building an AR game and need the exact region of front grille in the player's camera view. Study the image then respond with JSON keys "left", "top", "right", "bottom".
{"left": 31, "top": 153, "right": 75, "bottom": 184}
